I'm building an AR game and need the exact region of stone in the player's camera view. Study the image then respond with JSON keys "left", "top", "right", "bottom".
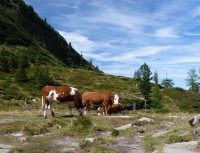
{"left": 163, "top": 141, "right": 198, "bottom": 153}
{"left": 0, "top": 144, "right": 13, "bottom": 153}
{"left": 192, "top": 127, "right": 200, "bottom": 135}
{"left": 138, "top": 117, "right": 154, "bottom": 122}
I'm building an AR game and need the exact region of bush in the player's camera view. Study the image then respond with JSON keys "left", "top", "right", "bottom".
{"left": 72, "top": 117, "right": 93, "bottom": 136}
{"left": 111, "top": 129, "right": 119, "bottom": 137}
{"left": 24, "top": 122, "right": 50, "bottom": 135}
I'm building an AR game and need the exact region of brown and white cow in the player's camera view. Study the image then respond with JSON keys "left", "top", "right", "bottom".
{"left": 98, "top": 103, "right": 124, "bottom": 115}
{"left": 82, "top": 91, "right": 121, "bottom": 115}
{"left": 42, "top": 86, "right": 85, "bottom": 118}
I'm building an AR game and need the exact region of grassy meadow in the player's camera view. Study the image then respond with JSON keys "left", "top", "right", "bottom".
{"left": 0, "top": 108, "right": 199, "bottom": 153}
{"left": 1, "top": 66, "right": 200, "bottom": 152}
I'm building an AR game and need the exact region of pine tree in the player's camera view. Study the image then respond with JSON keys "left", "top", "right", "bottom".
{"left": 33, "top": 66, "right": 56, "bottom": 89}
{"left": 15, "top": 66, "right": 28, "bottom": 82}
{"left": 133, "top": 70, "right": 141, "bottom": 80}
{"left": 15, "top": 56, "right": 28, "bottom": 82}
{"left": 0, "top": 50, "right": 9, "bottom": 72}
{"left": 8, "top": 55, "right": 17, "bottom": 73}
{"left": 138, "top": 63, "right": 152, "bottom": 101}
{"left": 151, "top": 71, "right": 162, "bottom": 109}
{"left": 185, "top": 68, "right": 199, "bottom": 92}
{"left": 34, "top": 66, "right": 43, "bottom": 89}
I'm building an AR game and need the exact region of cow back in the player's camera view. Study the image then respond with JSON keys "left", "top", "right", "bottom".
{"left": 82, "top": 91, "right": 114, "bottom": 105}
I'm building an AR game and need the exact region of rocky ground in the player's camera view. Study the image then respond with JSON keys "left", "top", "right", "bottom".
{"left": 0, "top": 112, "right": 200, "bottom": 153}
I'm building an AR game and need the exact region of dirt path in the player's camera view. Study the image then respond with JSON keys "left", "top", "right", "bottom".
{"left": 113, "top": 132, "right": 146, "bottom": 153}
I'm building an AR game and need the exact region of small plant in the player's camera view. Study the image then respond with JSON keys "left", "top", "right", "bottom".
{"left": 72, "top": 117, "right": 93, "bottom": 136}
{"left": 111, "top": 128, "right": 119, "bottom": 137}
{"left": 143, "top": 135, "right": 157, "bottom": 152}
{"left": 165, "top": 132, "right": 191, "bottom": 144}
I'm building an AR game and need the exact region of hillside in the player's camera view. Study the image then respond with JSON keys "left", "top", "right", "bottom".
{"left": 0, "top": 0, "right": 200, "bottom": 113}
{"left": 0, "top": 65, "right": 200, "bottom": 113}
{"left": 0, "top": 0, "right": 96, "bottom": 69}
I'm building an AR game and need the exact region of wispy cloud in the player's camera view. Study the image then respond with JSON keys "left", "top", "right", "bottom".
{"left": 24, "top": 0, "right": 200, "bottom": 89}
{"left": 153, "top": 27, "right": 180, "bottom": 38}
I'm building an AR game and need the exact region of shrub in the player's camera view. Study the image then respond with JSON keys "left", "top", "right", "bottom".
{"left": 72, "top": 117, "right": 93, "bottom": 136}
{"left": 111, "top": 129, "right": 119, "bottom": 137}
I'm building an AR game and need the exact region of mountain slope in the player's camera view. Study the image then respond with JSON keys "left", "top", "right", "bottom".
{"left": 0, "top": 0, "right": 96, "bottom": 69}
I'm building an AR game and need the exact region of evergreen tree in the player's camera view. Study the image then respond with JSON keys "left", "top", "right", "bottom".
{"left": 8, "top": 55, "right": 17, "bottom": 73}
{"left": 138, "top": 63, "right": 152, "bottom": 101}
{"left": 133, "top": 70, "right": 141, "bottom": 80}
{"left": 151, "top": 71, "right": 162, "bottom": 109}
{"left": 161, "top": 79, "right": 174, "bottom": 88}
{"left": 153, "top": 71, "right": 158, "bottom": 84}
{"left": 15, "top": 56, "right": 28, "bottom": 82}
{"left": 33, "top": 66, "right": 56, "bottom": 89}
{"left": 186, "top": 68, "right": 199, "bottom": 92}
{"left": 0, "top": 50, "right": 9, "bottom": 72}
{"left": 15, "top": 66, "right": 28, "bottom": 82}
{"left": 34, "top": 66, "right": 43, "bottom": 89}
{"left": 43, "top": 68, "right": 55, "bottom": 85}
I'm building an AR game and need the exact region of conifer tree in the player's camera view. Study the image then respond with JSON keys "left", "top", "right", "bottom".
{"left": 151, "top": 71, "right": 162, "bottom": 109}
{"left": 133, "top": 70, "right": 141, "bottom": 80}
{"left": 15, "top": 57, "right": 28, "bottom": 82}
{"left": 138, "top": 63, "right": 152, "bottom": 101}
{"left": 161, "top": 73, "right": 174, "bottom": 88}
{"left": 185, "top": 68, "right": 199, "bottom": 92}
{"left": 33, "top": 66, "right": 56, "bottom": 89}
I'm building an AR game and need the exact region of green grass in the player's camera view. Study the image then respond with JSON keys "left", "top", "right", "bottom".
{"left": 0, "top": 109, "right": 200, "bottom": 153}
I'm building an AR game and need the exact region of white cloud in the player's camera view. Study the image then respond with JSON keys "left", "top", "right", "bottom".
{"left": 192, "top": 6, "right": 200, "bottom": 18}
{"left": 24, "top": 0, "right": 200, "bottom": 89}
{"left": 58, "top": 31, "right": 96, "bottom": 53}
{"left": 153, "top": 27, "right": 180, "bottom": 38}
{"left": 170, "top": 57, "right": 200, "bottom": 64}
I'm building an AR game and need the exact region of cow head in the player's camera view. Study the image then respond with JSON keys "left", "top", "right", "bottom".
{"left": 78, "top": 108, "right": 84, "bottom": 116}
{"left": 113, "top": 94, "right": 121, "bottom": 104}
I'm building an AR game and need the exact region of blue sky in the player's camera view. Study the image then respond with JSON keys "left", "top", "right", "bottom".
{"left": 24, "top": 0, "right": 200, "bottom": 89}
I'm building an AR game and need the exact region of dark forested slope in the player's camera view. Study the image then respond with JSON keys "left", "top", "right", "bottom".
{"left": 0, "top": 0, "right": 96, "bottom": 69}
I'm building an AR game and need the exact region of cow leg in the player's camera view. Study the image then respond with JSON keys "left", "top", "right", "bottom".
{"left": 44, "top": 103, "right": 48, "bottom": 119}
{"left": 67, "top": 102, "right": 73, "bottom": 116}
{"left": 85, "top": 103, "right": 90, "bottom": 114}
{"left": 104, "top": 105, "right": 109, "bottom": 115}
{"left": 49, "top": 104, "right": 55, "bottom": 117}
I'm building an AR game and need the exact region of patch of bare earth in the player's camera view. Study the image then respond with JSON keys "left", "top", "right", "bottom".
{"left": 112, "top": 132, "right": 146, "bottom": 153}
{"left": 54, "top": 136, "right": 80, "bottom": 153}
{"left": 106, "top": 116, "right": 147, "bottom": 153}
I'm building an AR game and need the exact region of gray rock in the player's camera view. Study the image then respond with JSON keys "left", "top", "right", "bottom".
{"left": 85, "top": 138, "right": 95, "bottom": 143}
{"left": 0, "top": 144, "right": 13, "bottom": 153}
{"left": 115, "top": 123, "right": 137, "bottom": 130}
{"left": 188, "top": 114, "right": 200, "bottom": 126}
{"left": 192, "top": 127, "right": 200, "bottom": 135}
{"left": 163, "top": 141, "right": 198, "bottom": 153}
{"left": 138, "top": 117, "right": 154, "bottom": 122}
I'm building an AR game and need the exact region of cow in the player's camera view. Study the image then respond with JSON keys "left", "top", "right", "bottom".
{"left": 82, "top": 91, "right": 121, "bottom": 115}
{"left": 42, "top": 86, "right": 85, "bottom": 118}
{"left": 98, "top": 103, "right": 124, "bottom": 115}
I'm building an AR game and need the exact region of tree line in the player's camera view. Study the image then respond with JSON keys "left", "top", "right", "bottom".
{"left": 0, "top": 49, "right": 57, "bottom": 89}
{"left": 133, "top": 63, "right": 200, "bottom": 110}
